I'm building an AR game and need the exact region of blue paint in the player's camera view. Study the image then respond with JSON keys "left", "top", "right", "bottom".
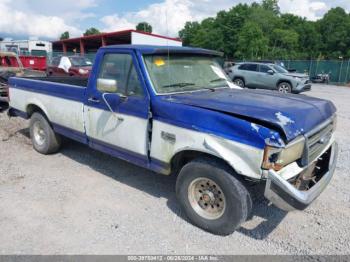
{"left": 9, "top": 77, "right": 86, "bottom": 102}
{"left": 160, "top": 88, "right": 336, "bottom": 142}
{"left": 9, "top": 110, "right": 169, "bottom": 174}
{"left": 101, "top": 45, "right": 223, "bottom": 57}
{"left": 8, "top": 45, "right": 337, "bottom": 175}
{"left": 152, "top": 97, "right": 281, "bottom": 149}
{"left": 8, "top": 107, "right": 29, "bottom": 119}
{"left": 85, "top": 48, "right": 151, "bottom": 119}
{"left": 89, "top": 138, "right": 169, "bottom": 174}
{"left": 52, "top": 123, "right": 88, "bottom": 144}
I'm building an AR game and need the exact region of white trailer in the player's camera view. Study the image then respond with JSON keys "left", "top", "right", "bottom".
{"left": 0, "top": 40, "right": 52, "bottom": 56}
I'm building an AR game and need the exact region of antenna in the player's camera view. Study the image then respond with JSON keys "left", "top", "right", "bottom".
{"left": 165, "top": 3, "right": 171, "bottom": 89}
{"left": 166, "top": 4, "right": 171, "bottom": 89}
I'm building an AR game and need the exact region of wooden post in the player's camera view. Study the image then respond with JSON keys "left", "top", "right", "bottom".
{"left": 101, "top": 36, "right": 107, "bottom": 47}
{"left": 80, "top": 39, "right": 85, "bottom": 55}
{"left": 62, "top": 42, "right": 67, "bottom": 54}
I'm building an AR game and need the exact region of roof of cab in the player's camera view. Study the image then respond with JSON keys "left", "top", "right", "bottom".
{"left": 100, "top": 44, "right": 223, "bottom": 56}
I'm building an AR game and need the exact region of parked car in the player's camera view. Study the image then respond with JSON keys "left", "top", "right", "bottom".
{"left": 8, "top": 45, "right": 337, "bottom": 235}
{"left": 250, "top": 60, "right": 296, "bottom": 72}
{"left": 47, "top": 56, "right": 92, "bottom": 77}
{"left": 0, "top": 52, "right": 45, "bottom": 102}
{"left": 229, "top": 62, "right": 311, "bottom": 93}
{"left": 311, "top": 72, "right": 331, "bottom": 84}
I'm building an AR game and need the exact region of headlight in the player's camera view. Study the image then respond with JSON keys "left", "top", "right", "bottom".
{"left": 79, "top": 69, "right": 88, "bottom": 74}
{"left": 262, "top": 136, "right": 305, "bottom": 171}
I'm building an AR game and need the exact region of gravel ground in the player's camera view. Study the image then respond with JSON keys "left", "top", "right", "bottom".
{"left": 0, "top": 84, "right": 349, "bottom": 255}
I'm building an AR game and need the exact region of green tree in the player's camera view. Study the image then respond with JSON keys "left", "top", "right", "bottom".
{"left": 318, "top": 7, "right": 350, "bottom": 58}
{"left": 84, "top": 27, "right": 100, "bottom": 36}
{"left": 262, "top": 0, "right": 280, "bottom": 15}
{"left": 60, "top": 31, "right": 70, "bottom": 40}
{"left": 236, "top": 21, "right": 269, "bottom": 59}
{"left": 136, "top": 22, "right": 153, "bottom": 33}
{"left": 179, "top": 22, "right": 201, "bottom": 46}
{"left": 177, "top": 1, "right": 350, "bottom": 60}
{"left": 270, "top": 28, "right": 299, "bottom": 58}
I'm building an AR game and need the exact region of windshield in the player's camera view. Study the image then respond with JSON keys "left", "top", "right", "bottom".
{"left": 69, "top": 57, "right": 92, "bottom": 67}
{"left": 272, "top": 64, "right": 288, "bottom": 73}
{"left": 144, "top": 55, "right": 236, "bottom": 94}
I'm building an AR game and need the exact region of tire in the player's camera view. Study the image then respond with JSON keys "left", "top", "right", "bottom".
{"left": 277, "top": 82, "right": 292, "bottom": 93}
{"left": 29, "top": 112, "right": 61, "bottom": 154}
{"left": 233, "top": 78, "right": 245, "bottom": 88}
{"left": 176, "top": 157, "right": 252, "bottom": 235}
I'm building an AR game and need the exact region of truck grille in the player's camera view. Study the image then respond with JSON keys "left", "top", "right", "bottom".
{"left": 306, "top": 120, "right": 334, "bottom": 163}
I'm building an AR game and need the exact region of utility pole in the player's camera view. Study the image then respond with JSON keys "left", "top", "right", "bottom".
{"left": 338, "top": 57, "right": 344, "bottom": 83}
{"left": 345, "top": 59, "right": 350, "bottom": 84}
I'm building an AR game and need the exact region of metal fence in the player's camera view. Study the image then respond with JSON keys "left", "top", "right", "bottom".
{"left": 281, "top": 60, "right": 350, "bottom": 84}
{"left": 46, "top": 52, "right": 350, "bottom": 84}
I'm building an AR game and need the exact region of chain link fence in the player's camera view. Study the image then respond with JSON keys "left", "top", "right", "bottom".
{"left": 46, "top": 52, "right": 350, "bottom": 85}
{"left": 282, "top": 60, "right": 350, "bottom": 84}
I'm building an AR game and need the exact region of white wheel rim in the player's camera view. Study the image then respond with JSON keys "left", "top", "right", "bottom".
{"left": 188, "top": 177, "right": 226, "bottom": 220}
{"left": 278, "top": 84, "right": 290, "bottom": 93}
{"left": 234, "top": 79, "right": 244, "bottom": 87}
{"left": 33, "top": 121, "right": 46, "bottom": 146}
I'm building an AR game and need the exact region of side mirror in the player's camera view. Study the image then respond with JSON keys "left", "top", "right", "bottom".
{"left": 267, "top": 70, "right": 274, "bottom": 75}
{"left": 97, "top": 78, "right": 118, "bottom": 93}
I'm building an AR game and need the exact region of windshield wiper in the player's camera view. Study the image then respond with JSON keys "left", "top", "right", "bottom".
{"left": 162, "top": 82, "right": 195, "bottom": 88}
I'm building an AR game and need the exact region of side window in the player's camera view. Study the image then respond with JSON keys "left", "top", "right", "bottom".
{"left": 98, "top": 53, "right": 144, "bottom": 96}
{"left": 239, "top": 64, "right": 258, "bottom": 72}
{"left": 260, "top": 65, "right": 271, "bottom": 73}
{"left": 239, "top": 64, "right": 247, "bottom": 70}
{"left": 245, "top": 64, "right": 258, "bottom": 72}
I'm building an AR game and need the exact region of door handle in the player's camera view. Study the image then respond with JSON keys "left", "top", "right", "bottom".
{"left": 88, "top": 97, "right": 100, "bottom": 103}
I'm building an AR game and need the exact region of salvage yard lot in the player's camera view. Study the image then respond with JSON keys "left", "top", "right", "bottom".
{"left": 0, "top": 84, "right": 350, "bottom": 255}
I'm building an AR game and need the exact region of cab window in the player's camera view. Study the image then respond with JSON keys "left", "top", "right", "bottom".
{"left": 98, "top": 53, "right": 144, "bottom": 96}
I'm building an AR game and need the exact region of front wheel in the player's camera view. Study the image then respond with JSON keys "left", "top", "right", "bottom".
{"left": 277, "top": 82, "right": 292, "bottom": 93}
{"left": 233, "top": 78, "right": 245, "bottom": 88}
{"left": 176, "top": 158, "right": 252, "bottom": 235}
{"left": 29, "top": 112, "right": 61, "bottom": 154}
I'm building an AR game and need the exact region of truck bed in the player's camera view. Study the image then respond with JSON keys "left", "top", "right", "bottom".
{"left": 9, "top": 76, "right": 87, "bottom": 141}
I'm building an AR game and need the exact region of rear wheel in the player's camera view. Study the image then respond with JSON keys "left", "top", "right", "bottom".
{"left": 176, "top": 157, "right": 252, "bottom": 235}
{"left": 29, "top": 112, "right": 61, "bottom": 154}
{"left": 233, "top": 78, "right": 245, "bottom": 88}
{"left": 277, "top": 82, "right": 292, "bottom": 93}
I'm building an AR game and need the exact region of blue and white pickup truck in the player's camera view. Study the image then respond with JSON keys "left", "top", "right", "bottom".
{"left": 8, "top": 45, "right": 338, "bottom": 235}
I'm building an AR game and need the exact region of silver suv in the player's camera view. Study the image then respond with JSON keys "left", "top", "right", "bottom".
{"left": 229, "top": 62, "right": 311, "bottom": 93}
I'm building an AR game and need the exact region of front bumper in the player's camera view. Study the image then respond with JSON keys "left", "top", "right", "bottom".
{"left": 292, "top": 83, "right": 312, "bottom": 93}
{"left": 264, "top": 142, "right": 338, "bottom": 211}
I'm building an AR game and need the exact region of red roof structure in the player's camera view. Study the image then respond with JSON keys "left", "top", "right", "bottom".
{"left": 52, "top": 29, "right": 182, "bottom": 54}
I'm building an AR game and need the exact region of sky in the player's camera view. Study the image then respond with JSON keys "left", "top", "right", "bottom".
{"left": 0, "top": 0, "right": 349, "bottom": 40}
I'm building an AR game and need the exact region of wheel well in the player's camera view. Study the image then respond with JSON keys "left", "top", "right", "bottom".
{"left": 26, "top": 104, "right": 46, "bottom": 118}
{"left": 233, "top": 76, "right": 245, "bottom": 83}
{"left": 277, "top": 79, "right": 292, "bottom": 88}
{"left": 170, "top": 150, "right": 235, "bottom": 177}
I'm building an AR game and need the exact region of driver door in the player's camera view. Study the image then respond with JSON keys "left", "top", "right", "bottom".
{"left": 84, "top": 51, "right": 150, "bottom": 165}
{"left": 257, "top": 64, "right": 277, "bottom": 89}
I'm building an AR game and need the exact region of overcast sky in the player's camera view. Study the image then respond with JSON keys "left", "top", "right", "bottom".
{"left": 0, "top": 0, "right": 349, "bottom": 40}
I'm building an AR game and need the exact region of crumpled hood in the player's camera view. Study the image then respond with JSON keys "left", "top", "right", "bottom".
{"left": 162, "top": 88, "right": 336, "bottom": 142}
